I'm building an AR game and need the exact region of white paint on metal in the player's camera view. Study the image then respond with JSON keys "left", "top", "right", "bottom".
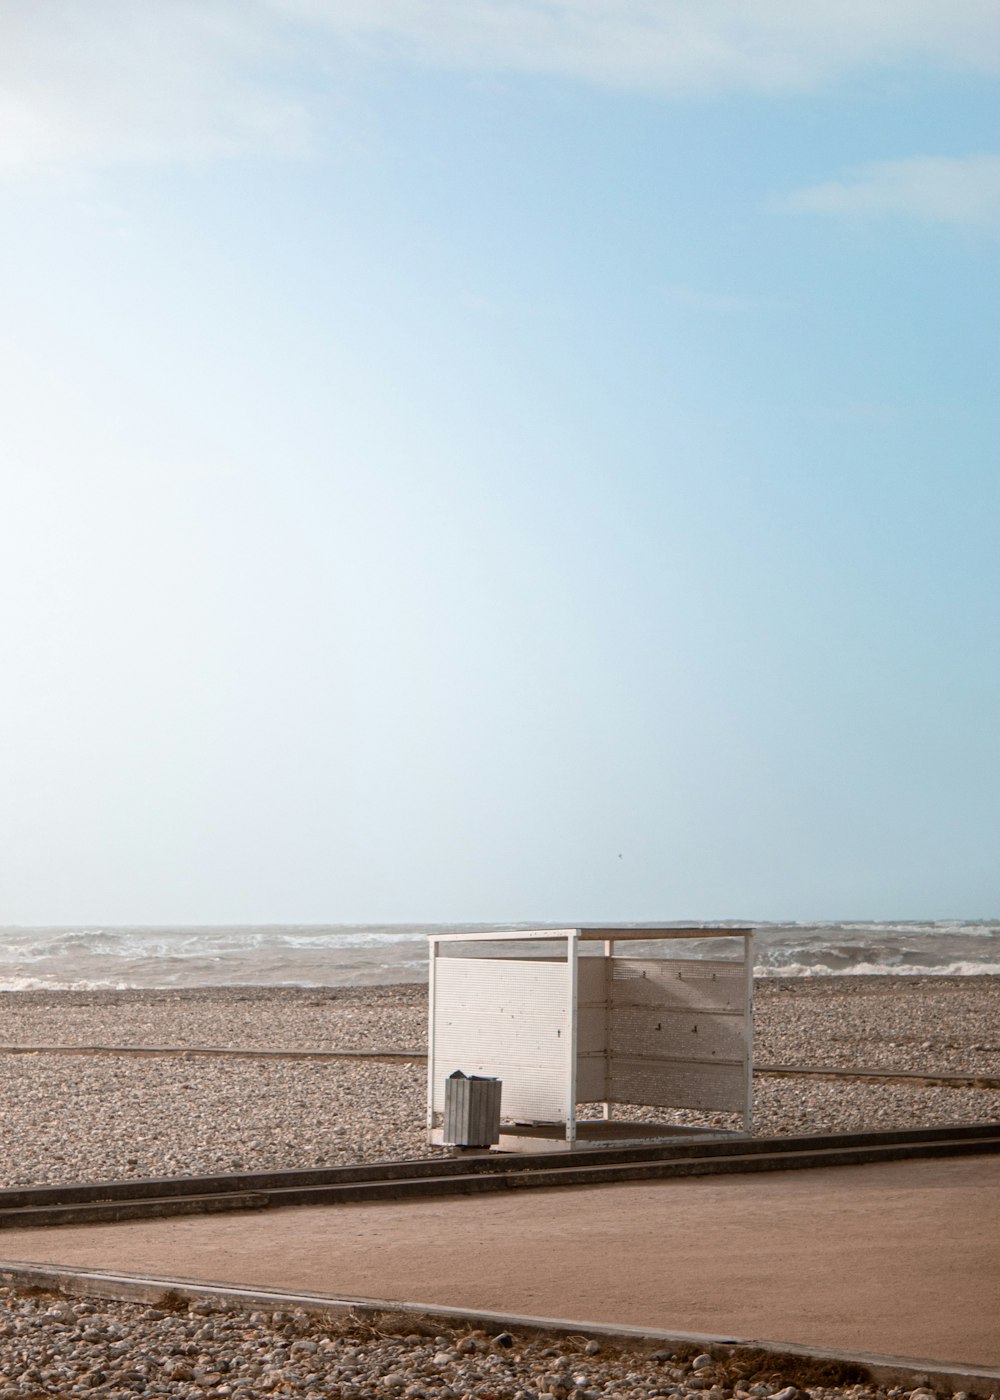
{"left": 602, "top": 937, "right": 614, "bottom": 1120}
{"left": 743, "top": 932, "right": 754, "bottom": 1132}
{"left": 426, "top": 937, "right": 438, "bottom": 1132}
{"left": 566, "top": 932, "right": 579, "bottom": 1145}
{"left": 430, "top": 929, "right": 579, "bottom": 944}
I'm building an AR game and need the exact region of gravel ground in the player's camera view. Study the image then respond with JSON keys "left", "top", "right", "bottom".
{"left": 0, "top": 986, "right": 425, "bottom": 1055}
{"left": 0, "top": 978, "right": 997, "bottom": 1187}
{"left": 2, "top": 977, "right": 998, "bottom": 1076}
{"left": 0, "top": 1050, "right": 996, "bottom": 1188}
{"left": 0, "top": 1056, "right": 437, "bottom": 1187}
{"left": 0, "top": 984, "right": 997, "bottom": 1396}
{"left": 0, "top": 1287, "right": 979, "bottom": 1400}
{"left": 752, "top": 978, "right": 1000, "bottom": 1078}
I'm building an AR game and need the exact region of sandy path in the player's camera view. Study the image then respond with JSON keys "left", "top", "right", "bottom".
{"left": 3, "top": 1155, "right": 998, "bottom": 1369}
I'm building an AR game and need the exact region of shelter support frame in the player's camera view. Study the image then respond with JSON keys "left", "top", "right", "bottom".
{"left": 427, "top": 927, "right": 753, "bottom": 1153}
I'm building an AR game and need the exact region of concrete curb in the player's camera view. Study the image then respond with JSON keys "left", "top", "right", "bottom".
{"left": 1, "top": 1124, "right": 998, "bottom": 1228}
{"left": 0, "top": 1260, "right": 997, "bottom": 1396}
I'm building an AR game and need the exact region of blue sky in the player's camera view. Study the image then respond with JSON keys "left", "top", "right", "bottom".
{"left": 0, "top": 2, "right": 997, "bottom": 923}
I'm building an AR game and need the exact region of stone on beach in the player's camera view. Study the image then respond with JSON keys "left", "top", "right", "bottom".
{"left": 0, "top": 992, "right": 995, "bottom": 1392}
{"left": 0, "top": 977, "right": 997, "bottom": 1188}
{"left": 0, "top": 1287, "right": 888, "bottom": 1400}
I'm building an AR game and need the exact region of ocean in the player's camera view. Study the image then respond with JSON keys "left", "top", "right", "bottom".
{"left": 0, "top": 921, "right": 998, "bottom": 990}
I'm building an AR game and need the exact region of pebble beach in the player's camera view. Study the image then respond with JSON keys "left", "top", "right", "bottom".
{"left": 1, "top": 1286, "right": 969, "bottom": 1400}
{"left": 0, "top": 976, "right": 996, "bottom": 1188}
{"left": 0, "top": 976, "right": 998, "bottom": 1399}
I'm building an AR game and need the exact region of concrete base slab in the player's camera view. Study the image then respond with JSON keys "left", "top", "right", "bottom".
{"left": 1, "top": 1156, "right": 997, "bottom": 1371}
{"left": 432, "top": 1120, "right": 741, "bottom": 1153}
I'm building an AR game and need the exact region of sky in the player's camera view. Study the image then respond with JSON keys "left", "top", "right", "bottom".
{"left": 0, "top": 1, "right": 998, "bottom": 925}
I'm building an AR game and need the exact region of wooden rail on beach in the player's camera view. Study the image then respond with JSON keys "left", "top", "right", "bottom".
{"left": 0, "top": 1043, "right": 997, "bottom": 1088}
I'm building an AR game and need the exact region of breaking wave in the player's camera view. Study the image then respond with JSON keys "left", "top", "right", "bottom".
{"left": 0, "top": 920, "right": 996, "bottom": 989}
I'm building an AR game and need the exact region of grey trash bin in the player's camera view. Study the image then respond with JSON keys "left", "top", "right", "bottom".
{"left": 443, "top": 1070, "right": 502, "bottom": 1147}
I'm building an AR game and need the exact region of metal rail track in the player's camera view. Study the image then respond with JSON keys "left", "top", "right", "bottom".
{"left": 1, "top": 1122, "right": 997, "bottom": 1230}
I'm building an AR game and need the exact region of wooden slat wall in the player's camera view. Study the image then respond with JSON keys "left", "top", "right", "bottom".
{"left": 575, "top": 956, "right": 750, "bottom": 1113}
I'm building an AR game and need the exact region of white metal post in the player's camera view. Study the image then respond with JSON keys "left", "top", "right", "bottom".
{"left": 743, "top": 932, "right": 754, "bottom": 1134}
{"left": 426, "top": 936, "right": 438, "bottom": 1139}
{"left": 602, "top": 937, "right": 613, "bottom": 1120}
{"left": 566, "top": 930, "right": 579, "bottom": 1145}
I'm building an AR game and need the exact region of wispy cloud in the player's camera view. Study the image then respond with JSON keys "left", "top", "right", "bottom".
{"left": 0, "top": 2, "right": 312, "bottom": 175}
{"left": 280, "top": 0, "right": 1000, "bottom": 93}
{"left": 459, "top": 292, "right": 506, "bottom": 318}
{"left": 664, "top": 284, "right": 766, "bottom": 315}
{"left": 2, "top": 1, "right": 999, "bottom": 176}
{"left": 784, "top": 155, "right": 1000, "bottom": 233}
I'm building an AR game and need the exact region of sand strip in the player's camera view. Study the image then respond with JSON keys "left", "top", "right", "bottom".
{"left": 2, "top": 1155, "right": 997, "bottom": 1368}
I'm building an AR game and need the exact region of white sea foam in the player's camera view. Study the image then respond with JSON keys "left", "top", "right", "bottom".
{"left": 756, "top": 959, "right": 1000, "bottom": 979}
{"left": 0, "top": 974, "right": 136, "bottom": 992}
{"left": 0, "top": 921, "right": 997, "bottom": 990}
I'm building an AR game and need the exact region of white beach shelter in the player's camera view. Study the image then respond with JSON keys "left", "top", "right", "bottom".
{"left": 427, "top": 927, "right": 754, "bottom": 1152}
